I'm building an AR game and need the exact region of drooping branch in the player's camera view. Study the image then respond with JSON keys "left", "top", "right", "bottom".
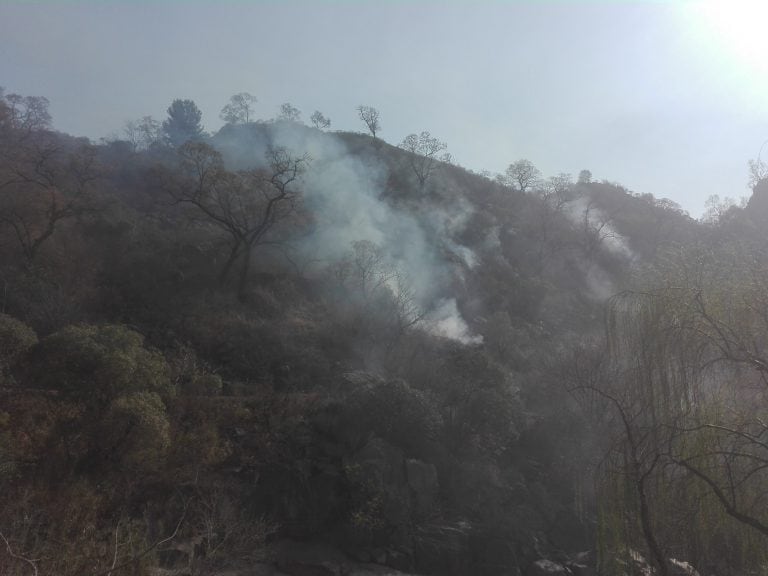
{"left": 0, "top": 531, "right": 39, "bottom": 576}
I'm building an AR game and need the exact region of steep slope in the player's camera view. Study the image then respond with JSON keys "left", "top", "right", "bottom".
{"left": 0, "top": 110, "right": 700, "bottom": 575}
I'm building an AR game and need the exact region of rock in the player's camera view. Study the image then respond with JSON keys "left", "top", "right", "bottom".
{"left": 347, "top": 565, "right": 415, "bottom": 575}
{"left": 615, "top": 549, "right": 652, "bottom": 576}
{"left": 565, "top": 563, "right": 592, "bottom": 576}
{"left": 669, "top": 558, "right": 701, "bottom": 576}
{"left": 527, "top": 559, "right": 571, "bottom": 576}
{"left": 386, "top": 549, "right": 413, "bottom": 572}
{"left": 279, "top": 562, "right": 336, "bottom": 576}
{"left": 344, "top": 437, "right": 411, "bottom": 531}
{"left": 249, "top": 564, "right": 292, "bottom": 576}
{"left": 413, "top": 521, "right": 473, "bottom": 575}
{"left": 565, "top": 551, "right": 595, "bottom": 576}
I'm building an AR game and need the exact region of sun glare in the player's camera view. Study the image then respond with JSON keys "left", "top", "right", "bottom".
{"left": 696, "top": 0, "right": 768, "bottom": 74}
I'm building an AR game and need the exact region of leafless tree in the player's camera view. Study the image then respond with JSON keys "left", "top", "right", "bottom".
{"left": 580, "top": 199, "right": 619, "bottom": 260}
{"left": 163, "top": 142, "right": 310, "bottom": 298}
{"left": 277, "top": 103, "right": 302, "bottom": 123}
{"left": 310, "top": 110, "right": 331, "bottom": 130}
{"left": 356, "top": 105, "right": 380, "bottom": 138}
{"left": 123, "top": 116, "right": 162, "bottom": 151}
{"left": 0, "top": 92, "right": 51, "bottom": 136}
{"left": 220, "top": 92, "right": 257, "bottom": 125}
{"left": 330, "top": 240, "right": 424, "bottom": 339}
{"left": 398, "top": 131, "right": 449, "bottom": 189}
{"left": 0, "top": 92, "right": 99, "bottom": 262}
{"left": 504, "top": 159, "right": 541, "bottom": 193}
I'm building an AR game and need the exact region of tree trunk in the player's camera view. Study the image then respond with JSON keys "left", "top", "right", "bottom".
{"left": 218, "top": 241, "right": 242, "bottom": 284}
{"left": 237, "top": 244, "right": 252, "bottom": 301}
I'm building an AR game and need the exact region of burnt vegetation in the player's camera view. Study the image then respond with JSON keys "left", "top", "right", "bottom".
{"left": 1, "top": 88, "right": 766, "bottom": 576}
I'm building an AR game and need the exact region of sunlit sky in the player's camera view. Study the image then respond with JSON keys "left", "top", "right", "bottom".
{"left": 2, "top": 1, "right": 768, "bottom": 216}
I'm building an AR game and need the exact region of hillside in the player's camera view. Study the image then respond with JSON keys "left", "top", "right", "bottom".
{"left": 1, "top": 91, "right": 760, "bottom": 576}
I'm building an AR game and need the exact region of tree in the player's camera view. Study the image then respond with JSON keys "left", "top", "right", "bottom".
{"left": 328, "top": 240, "right": 423, "bottom": 340}
{"left": 0, "top": 314, "right": 36, "bottom": 374}
{"left": 162, "top": 142, "right": 310, "bottom": 298}
{"left": 162, "top": 99, "right": 204, "bottom": 147}
{"left": 504, "top": 159, "right": 541, "bottom": 193}
{"left": 123, "top": 115, "right": 162, "bottom": 151}
{"left": 310, "top": 110, "right": 331, "bottom": 130}
{"left": 579, "top": 199, "right": 619, "bottom": 260}
{"left": 0, "top": 91, "right": 99, "bottom": 263}
{"left": 582, "top": 241, "right": 768, "bottom": 572}
{"left": 356, "top": 105, "right": 380, "bottom": 138}
{"left": 398, "top": 131, "right": 449, "bottom": 189}
{"left": 701, "top": 194, "right": 742, "bottom": 224}
{"left": 543, "top": 172, "right": 574, "bottom": 202}
{"left": 578, "top": 169, "right": 593, "bottom": 184}
{"left": 277, "top": 102, "right": 302, "bottom": 123}
{"left": 527, "top": 172, "right": 575, "bottom": 267}
{"left": 220, "top": 92, "right": 257, "bottom": 125}
{"left": 25, "top": 323, "right": 174, "bottom": 474}
{"left": 0, "top": 91, "right": 51, "bottom": 135}
{"left": 566, "top": 298, "right": 694, "bottom": 576}
{"left": 29, "top": 324, "right": 173, "bottom": 408}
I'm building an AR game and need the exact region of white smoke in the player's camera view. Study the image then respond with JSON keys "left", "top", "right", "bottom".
{"left": 214, "top": 122, "right": 481, "bottom": 344}
{"left": 423, "top": 298, "right": 483, "bottom": 345}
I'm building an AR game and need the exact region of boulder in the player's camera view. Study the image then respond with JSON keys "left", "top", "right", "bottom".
{"left": 668, "top": 559, "right": 701, "bottom": 576}
{"left": 527, "top": 559, "right": 571, "bottom": 576}
{"left": 344, "top": 436, "right": 411, "bottom": 532}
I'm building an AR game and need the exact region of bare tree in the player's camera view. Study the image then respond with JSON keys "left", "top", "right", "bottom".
{"left": 580, "top": 199, "right": 619, "bottom": 260}
{"left": 504, "top": 159, "right": 541, "bottom": 193}
{"left": 0, "top": 92, "right": 99, "bottom": 263}
{"left": 310, "top": 110, "right": 331, "bottom": 130}
{"left": 398, "top": 131, "right": 449, "bottom": 189}
{"left": 123, "top": 116, "right": 162, "bottom": 151}
{"left": 277, "top": 103, "right": 302, "bottom": 123}
{"left": 220, "top": 92, "right": 257, "bottom": 125}
{"left": 0, "top": 92, "right": 51, "bottom": 136}
{"left": 163, "top": 142, "right": 310, "bottom": 298}
{"left": 329, "top": 240, "right": 423, "bottom": 341}
{"left": 356, "top": 105, "right": 380, "bottom": 138}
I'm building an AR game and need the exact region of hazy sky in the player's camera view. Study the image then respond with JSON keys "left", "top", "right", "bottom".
{"left": 2, "top": 1, "right": 768, "bottom": 216}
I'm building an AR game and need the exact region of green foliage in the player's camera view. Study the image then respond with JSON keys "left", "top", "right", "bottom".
{"left": 8, "top": 98, "right": 753, "bottom": 574}
{"left": 345, "top": 377, "right": 443, "bottom": 455}
{"left": 99, "top": 391, "right": 171, "bottom": 472}
{"left": 0, "top": 313, "right": 37, "bottom": 370}
{"left": 163, "top": 98, "right": 204, "bottom": 146}
{"left": 29, "top": 324, "right": 172, "bottom": 407}
{"left": 342, "top": 461, "right": 387, "bottom": 547}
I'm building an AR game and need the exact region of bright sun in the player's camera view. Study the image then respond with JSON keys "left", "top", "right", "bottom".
{"left": 696, "top": 0, "right": 768, "bottom": 73}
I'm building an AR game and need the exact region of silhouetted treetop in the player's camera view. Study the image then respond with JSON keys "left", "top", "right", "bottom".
{"left": 162, "top": 98, "right": 204, "bottom": 146}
